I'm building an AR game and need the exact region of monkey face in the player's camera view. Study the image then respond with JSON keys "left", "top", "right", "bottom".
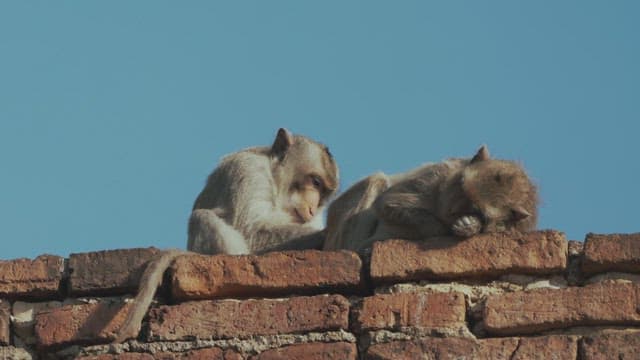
{"left": 271, "top": 128, "right": 339, "bottom": 224}
{"left": 284, "top": 148, "right": 336, "bottom": 224}
{"left": 288, "top": 174, "right": 324, "bottom": 223}
{"left": 460, "top": 159, "right": 535, "bottom": 232}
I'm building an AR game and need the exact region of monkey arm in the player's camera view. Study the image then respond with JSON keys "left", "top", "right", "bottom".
{"left": 374, "top": 185, "right": 434, "bottom": 226}
{"left": 373, "top": 178, "right": 449, "bottom": 238}
{"left": 188, "top": 209, "right": 251, "bottom": 255}
{"left": 248, "top": 222, "right": 322, "bottom": 253}
{"left": 255, "top": 229, "right": 326, "bottom": 254}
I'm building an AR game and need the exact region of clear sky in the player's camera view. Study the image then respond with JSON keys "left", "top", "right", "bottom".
{"left": 1, "top": 2, "right": 638, "bottom": 260}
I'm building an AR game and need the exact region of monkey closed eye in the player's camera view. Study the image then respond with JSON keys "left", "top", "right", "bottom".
{"left": 310, "top": 175, "right": 323, "bottom": 189}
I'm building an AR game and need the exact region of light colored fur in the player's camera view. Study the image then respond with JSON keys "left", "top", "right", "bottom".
{"left": 114, "top": 128, "right": 338, "bottom": 343}
{"left": 188, "top": 145, "right": 329, "bottom": 254}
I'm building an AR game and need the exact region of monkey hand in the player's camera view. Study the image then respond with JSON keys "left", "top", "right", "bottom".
{"left": 451, "top": 215, "right": 482, "bottom": 237}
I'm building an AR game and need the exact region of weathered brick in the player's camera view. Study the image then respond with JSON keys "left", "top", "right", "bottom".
{"left": 511, "top": 335, "right": 578, "bottom": 359}
{"left": 366, "top": 337, "right": 518, "bottom": 360}
{"left": 583, "top": 233, "right": 640, "bottom": 274}
{"left": 148, "top": 294, "right": 349, "bottom": 341}
{"left": 171, "top": 250, "right": 362, "bottom": 301}
{"left": 354, "top": 292, "right": 466, "bottom": 332}
{"left": 76, "top": 355, "right": 154, "bottom": 360}
{"left": 69, "top": 248, "right": 161, "bottom": 296}
{"left": 370, "top": 230, "right": 567, "bottom": 283}
{"left": 76, "top": 355, "right": 155, "bottom": 360}
{"left": 0, "top": 346, "right": 33, "bottom": 360}
{"left": 76, "top": 348, "right": 242, "bottom": 360}
{"left": 365, "top": 336, "right": 576, "bottom": 360}
{"left": 0, "top": 300, "right": 9, "bottom": 345}
{"left": 484, "top": 282, "right": 640, "bottom": 335}
{"left": 0, "top": 255, "right": 64, "bottom": 299}
{"left": 250, "top": 342, "right": 357, "bottom": 360}
{"left": 580, "top": 331, "right": 640, "bottom": 360}
{"left": 34, "top": 300, "right": 130, "bottom": 347}
{"left": 12, "top": 300, "right": 69, "bottom": 346}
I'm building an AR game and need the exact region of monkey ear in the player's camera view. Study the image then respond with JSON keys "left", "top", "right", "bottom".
{"left": 511, "top": 205, "right": 531, "bottom": 221}
{"left": 471, "top": 145, "right": 490, "bottom": 164}
{"left": 272, "top": 128, "right": 294, "bottom": 157}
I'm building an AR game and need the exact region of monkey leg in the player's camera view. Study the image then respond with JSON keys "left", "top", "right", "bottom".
{"left": 188, "top": 209, "right": 250, "bottom": 255}
{"left": 325, "top": 173, "right": 391, "bottom": 250}
{"left": 351, "top": 172, "right": 392, "bottom": 213}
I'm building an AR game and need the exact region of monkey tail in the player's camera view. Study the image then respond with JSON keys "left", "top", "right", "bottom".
{"left": 113, "top": 249, "right": 185, "bottom": 343}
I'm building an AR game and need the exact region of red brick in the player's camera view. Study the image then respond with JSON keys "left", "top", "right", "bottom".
{"left": 365, "top": 336, "right": 576, "bottom": 360}
{"left": 69, "top": 248, "right": 161, "bottom": 296}
{"left": 511, "top": 336, "right": 578, "bottom": 359}
{"left": 0, "top": 255, "right": 64, "bottom": 299}
{"left": 0, "top": 301, "right": 9, "bottom": 345}
{"left": 34, "top": 300, "right": 130, "bottom": 347}
{"left": 366, "top": 337, "right": 518, "bottom": 359}
{"left": 250, "top": 342, "right": 357, "bottom": 360}
{"left": 354, "top": 292, "right": 466, "bottom": 332}
{"left": 583, "top": 233, "right": 640, "bottom": 274}
{"left": 76, "top": 355, "right": 154, "bottom": 360}
{"left": 580, "top": 331, "right": 640, "bottom": 360}
{"left": 148, "top": 294, "right": 349, "bottom": 341}
{"left": 484, "top": 282, "right": 640, "bottom": 335}
{"left": 76, "top": 348, "right": 242, "bottom": 360}
{"left": 12, "top": 300, "right": 66, "bottom": 347}
{"left": 171, "top": 250, "right": 361, "bottom": 301}
{"left": 370, "top": 230, "right": 567, "bottom": 283}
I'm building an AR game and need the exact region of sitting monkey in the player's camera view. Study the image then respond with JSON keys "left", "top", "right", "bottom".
{"left": 323, "top": 146, "right": 537, "bottom": 252}
{"left": 114, "top": 128, "right": 339, "bottom": 342}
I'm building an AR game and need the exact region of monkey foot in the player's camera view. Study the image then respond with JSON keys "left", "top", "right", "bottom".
{"left": 451, "top": 215, "right": 482, "bottom": 237}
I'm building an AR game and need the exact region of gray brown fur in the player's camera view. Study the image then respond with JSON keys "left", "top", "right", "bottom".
{"left": 114, "top": 128, "right": 339, "bottom": 343}
{"left": 188, "top": 128, "right": 338, "bottom": 254}
{"left": 324, "top": 146, "right": 537, "bottom": 252}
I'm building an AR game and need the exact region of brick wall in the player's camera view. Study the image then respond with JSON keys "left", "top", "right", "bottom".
{"left": 1, "top": 231, "right": 639, "bottom": 359}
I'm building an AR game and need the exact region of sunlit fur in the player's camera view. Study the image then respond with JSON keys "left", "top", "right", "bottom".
{"left": 114, "top": 128, "right": 338, "bottom": 343}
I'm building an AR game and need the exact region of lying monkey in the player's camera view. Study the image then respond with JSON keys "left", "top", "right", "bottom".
{"left": 114, "top": 128, "right": 339, "bottom": 342}
{"left": 324, "top": 145, "right": 537, "bottom": 252}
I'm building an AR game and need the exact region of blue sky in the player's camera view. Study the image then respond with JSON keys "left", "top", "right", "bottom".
{"left": 1, "top": 2, "right": 638, "bottom": 260}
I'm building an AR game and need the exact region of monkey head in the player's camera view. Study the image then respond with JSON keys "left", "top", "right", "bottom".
{"left": 458, "top": 145, "right": 538, "bottom": 233}
{"left": 270, "top": 128, "right": 339, "bottom": 224}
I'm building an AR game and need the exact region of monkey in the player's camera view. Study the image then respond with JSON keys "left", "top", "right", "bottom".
{"left": 323, "top": 145, "right": 537, "bottom": 252}
{"left": 113, "top": 128, "right": 339, "bottom": 343}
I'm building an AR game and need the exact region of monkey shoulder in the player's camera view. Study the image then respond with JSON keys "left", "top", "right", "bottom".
{"left": 195, "top": 148, "right": 276, "bottom": 210}
{"left": 389, "top": 160, "right": 460, "bottom": 191}
{"left": 214, "top": 147, "right": 274, "bottom": 180}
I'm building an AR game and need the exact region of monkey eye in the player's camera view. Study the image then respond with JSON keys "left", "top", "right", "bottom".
{"left": 310, "top": 175, "right": 323, "bottom": 189}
